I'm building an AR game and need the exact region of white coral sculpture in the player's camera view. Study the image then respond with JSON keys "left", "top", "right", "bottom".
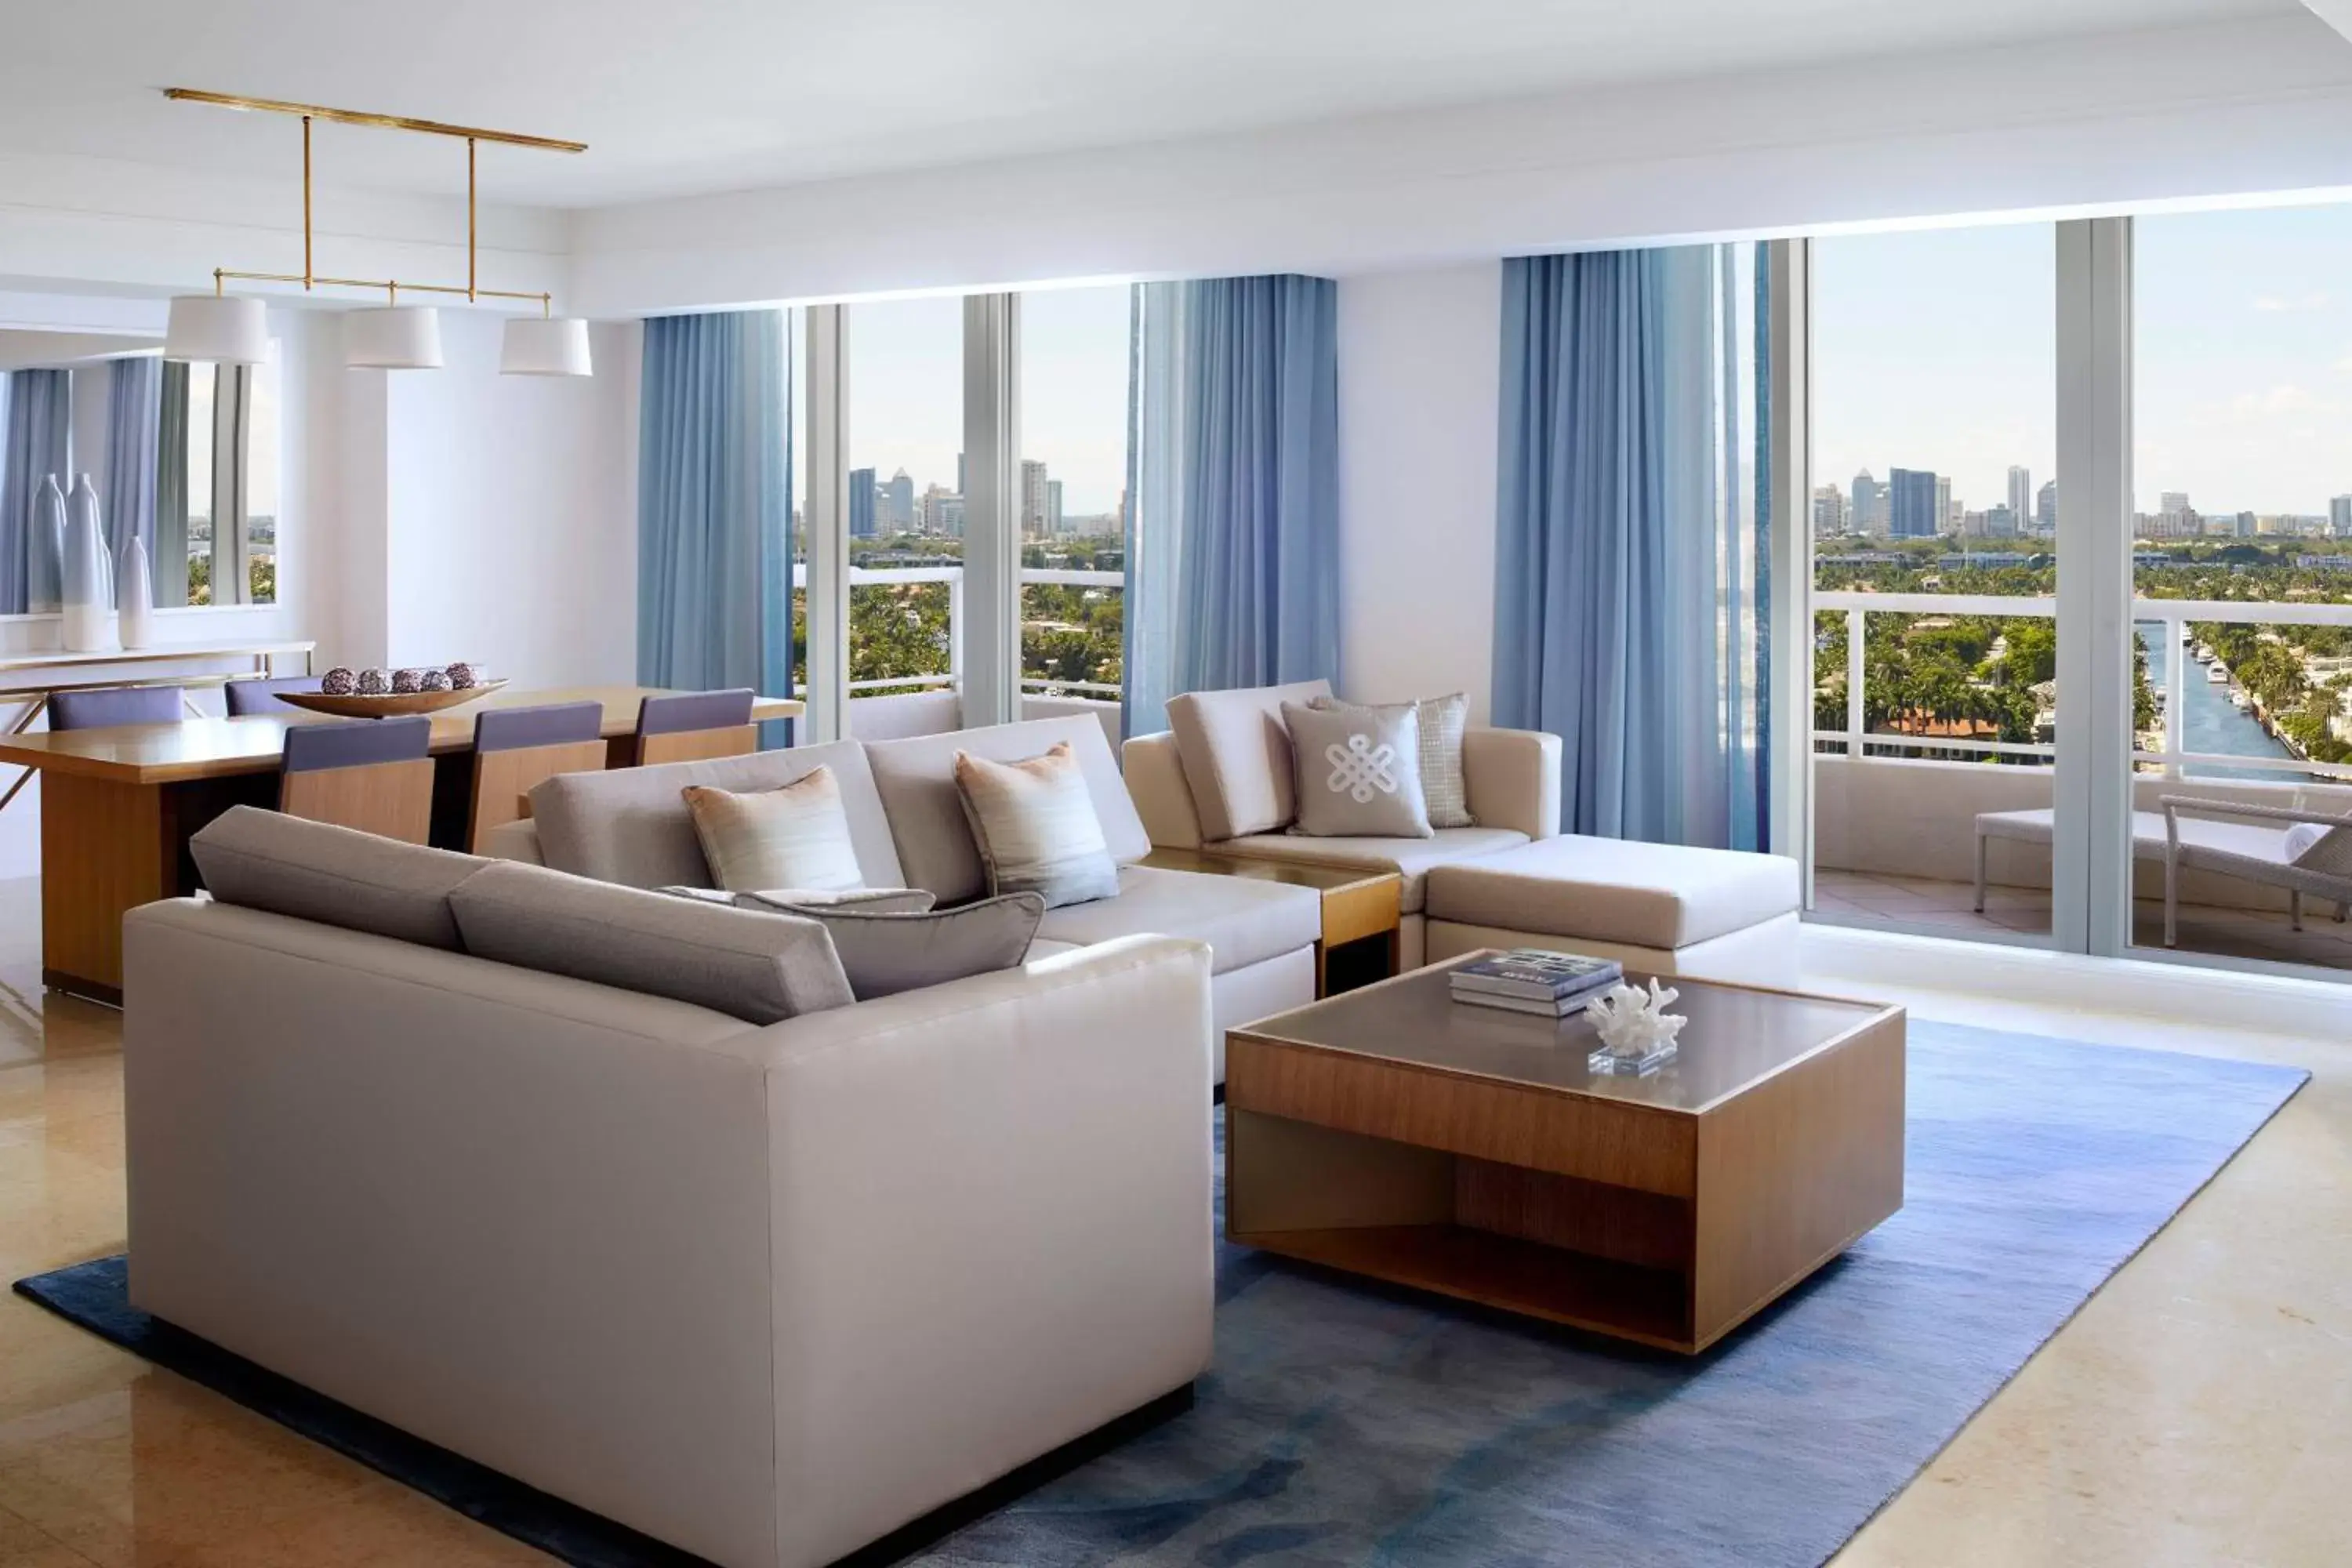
{"left": 1585, "top": 977, "right": 1687, "bottom": 1058}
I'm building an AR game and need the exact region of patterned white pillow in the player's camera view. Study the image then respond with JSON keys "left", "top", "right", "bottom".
{"left": 1279, "top": 700, "right": 1434, "bottom": 839}
{"left": 1312, "top": 692, "right": 1473, "bottom": 828}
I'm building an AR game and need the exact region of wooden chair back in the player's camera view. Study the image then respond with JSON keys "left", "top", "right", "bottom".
{"left": 467, "top": 702, "right": 608, "bottom": 851}
{"left": 632, "top": 688, "right": 757, "bottom": 767}
{"left": 278, "top": 716, "right": 435, "bottom": 844}
{"left": 50, "top": 684, "right": 187, "bottom": 731}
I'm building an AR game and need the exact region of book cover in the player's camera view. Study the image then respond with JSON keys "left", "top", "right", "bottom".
{"left": 1451, "top": 949, "right": 1621, "bottom": 999}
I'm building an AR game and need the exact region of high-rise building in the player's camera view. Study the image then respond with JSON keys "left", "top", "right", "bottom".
{"left": 2036, "top": 480, "right": 2058, "bottom": 535}
{"left": 1020, "top": 459, "right": 1050, "bottom": 535}
{"left": 1812, "top": 484, "right": 1847, "bottom": 535}
{"left": 2332, "top": 495, "right": 2352, "bottom": 538}
{"left": 1985, "top": 504, "right": 2016, "bottom": 538}
{"left": 1851, "top": 470, "right": 1884, "bottom": 535}
{"left": 1936, "top": 476, "right": 1954, "bottom": 533}
{"left": 884, "top": 470, "right": 915, "bottom": 531}
{"left": 1889, "top": 468, "right": 1940, "bottom": 539}
{"left": 956, "top": 452, "right": 967, "bottom": 495}
{"left": 2007, "top": 466, "right": 2031, "bottom": 528}
{"left": 848, "top": 466, "right": 877, "bottom": 539}
{"left": 1045, "top": 479, "right": 1064, "bottom": 537}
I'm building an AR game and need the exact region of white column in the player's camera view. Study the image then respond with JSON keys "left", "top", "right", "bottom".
{"left": 1768, "top": 238, "right": 1813, "bottom": 901}
{"left": 802, "top": 306, "right": 850, "bottom": 743}
{"left": 960, "top": 293, "right": 1022, "bottom": 728}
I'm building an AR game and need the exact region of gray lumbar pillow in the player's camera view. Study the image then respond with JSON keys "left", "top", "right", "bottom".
{"left": 661, "top": 886, "right": 938, "bottom": 916}
{"left": 191, "top": 805, "right": 485, "bottom": 950}
{"left": 452, "top": 861, "right": 853, "bottom": 1024}
{"left": 760, "top": 892, "right": 1046, "bottom": 1001}
{"left": 1313, "top": 691, "right": 1474, "bottom": 829}
{"left": 1279, "top": 699, "right": 1434, "bottom": 839}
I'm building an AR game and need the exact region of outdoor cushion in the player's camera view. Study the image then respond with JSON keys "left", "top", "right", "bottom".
{"left": 1166, "top": 680, "right": 1333, "bottom": 840}
{"left": 1032, "top": 866, "right": 1319, "bottom": 975}
{"left": 1424, "top": 834, "right": 1800, "bottom": 950}
{"left": 1214, "top": 826, "right": 1530, "bottom": 913}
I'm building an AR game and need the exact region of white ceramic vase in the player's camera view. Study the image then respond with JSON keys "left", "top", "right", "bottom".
{"left": 29, "top": 476, "right": 67, "bottom": 614}
{"left": 60, "top": 474, "right": 114, "bottom": 653}
{"left": 117, "top": 537, "right": 154, "bottom": 650}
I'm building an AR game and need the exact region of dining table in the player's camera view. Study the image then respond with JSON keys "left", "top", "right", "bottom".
{"left": 0, "top": 683, "right": 803, "bottom": 1004}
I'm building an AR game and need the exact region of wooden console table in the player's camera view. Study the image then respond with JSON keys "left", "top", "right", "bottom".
{"left": 1140, "top": 847, "right": 1402, "bottom": 996}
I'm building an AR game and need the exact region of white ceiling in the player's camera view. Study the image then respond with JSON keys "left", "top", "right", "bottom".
{"left": 0, "top": 0, "right": 2302, "bottom": 209}
{"left": 0, "top": 330, "right": 157, "bottom": 371}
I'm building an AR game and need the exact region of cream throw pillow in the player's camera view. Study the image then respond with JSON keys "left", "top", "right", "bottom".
{"left": 952, "top": 741, "right": 1120, "bottom": 909}
{"left": 1280, "top": 699, "right": 1434, "bottom": 839}
{"left": 681, "top": 767, "right": 866, "bottom": 893}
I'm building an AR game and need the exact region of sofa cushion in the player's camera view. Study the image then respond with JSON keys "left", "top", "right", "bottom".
{"left": 768, "top": 892, "right": 1046, "bottom": 1001}
{"left": 1281, "top": 699, "right": 1432, "bottom": 840}
{"left": 953, "top": 741, "right": 1121, "bottom": 909}
{"left": 451, "top": 861, "right": 854, "bottom": 1024}
{"left": 530, "top": 739, "right": 902, "bottom": 891}
{"left": 683, "top": 767, "right": 868, "bottom": 893}
{"left": 1032, "top": 865, "right": 1319, "bottom": 976}
{"left": 1213, "top": 825, "right": 1530, "bottom": 913}
{"left": 190, "top": 805, "right": 484, "bottom": 950}
{"left": 1422, "top": 834, "right": 1801, "bottom": 950}
{"left": 1165, "top": 680, "right": 1332, "bottom": 841}
{"left": 864, "top": 717, "right": 1149, "bottom": 904}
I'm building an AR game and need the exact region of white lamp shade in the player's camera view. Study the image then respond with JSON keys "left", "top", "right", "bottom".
{"left": 345, "top": 307, "right": 445, "bottom": 370}
{"left": 164, "top": 295, "right": 270, "bottom": 365}
{"left": 501, "top": 316, "right": 593, "bottom": 377}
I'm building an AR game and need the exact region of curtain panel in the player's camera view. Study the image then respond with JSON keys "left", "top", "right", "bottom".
{"left": 0, "top": 368, "right": 74, "bottom": 615}
{"left": 1125, "top": 274, "right": 1340, "bottom": 736}
{"left": 104, "top": 357, "right": 163, "bottom": 564}
{"left": 636, "top": 310, "right": 792, "bottom": 742}
{"left": 1492, "top": 246, "right": 1771, "bottom": 851}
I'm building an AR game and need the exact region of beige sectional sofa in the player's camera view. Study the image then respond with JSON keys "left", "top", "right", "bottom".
{"left": 1123, "top": 681, "right": 1803, "bottom": 982}
{"left": 488, "top": 714, "right": 1322, "bottom": 1076}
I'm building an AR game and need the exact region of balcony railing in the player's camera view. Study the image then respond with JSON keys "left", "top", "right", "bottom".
{"left": 1814, "top": 589, "right": 2352, "bottom": 782}
{"left": 790, "top": 562, "right": 1124, "bottom": 699}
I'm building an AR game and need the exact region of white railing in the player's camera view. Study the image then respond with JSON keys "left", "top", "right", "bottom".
{"left": 789, "top": 561, "right": 1123, "bottom": 697}
{"left": 1814, "top": 589, "right": 2352, "bottom": 782}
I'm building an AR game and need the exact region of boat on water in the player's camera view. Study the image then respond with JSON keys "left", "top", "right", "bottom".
{"left": 2196, "top": 642, "right": 2216, "bottom": 661}
{"left": 2230, "top": 689, "right": 2250, "bottom": 709}
{"left": 2207, "top": 663, "right": 2230, "bottom": 683}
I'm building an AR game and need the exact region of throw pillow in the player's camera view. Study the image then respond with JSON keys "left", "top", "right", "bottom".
{"left": 681, "top": 766, "right": 866, "bottom": 893}
{"left": 452, "top": 861, "right": 853, "bottom": 1024}
{"left": 661, "top": 886, "right": 938, "bottom": 916}
{"left": 1279, "top": 699, "right": 1434, "bottom": 839}
{"left": 764, "top": 892, "right": 1046, "bottom": 1000}
{"left": 1312, "top": 691, "right": 1474, "bottom": 828}
{"left": 191, "top": 805, "right": 485, "bottom": 950}
{"left": 951, "top": 741, "right": 1121, "bottom": 909}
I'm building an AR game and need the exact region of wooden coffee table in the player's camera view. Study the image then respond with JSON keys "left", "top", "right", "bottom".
{"left": 1224, "top": 955, "right": 1905, "bottom": 1353}
{"left": 1140, "top": 847, "right": 1402, "bottom": 996}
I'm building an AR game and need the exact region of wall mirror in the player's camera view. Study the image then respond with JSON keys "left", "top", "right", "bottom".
{"left": 0, "top": 331, "right": 281, "bottom": 616}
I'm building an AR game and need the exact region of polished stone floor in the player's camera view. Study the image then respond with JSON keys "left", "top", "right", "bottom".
{"left": 0, "top": 876, "right": 2345, "bottom": 1566}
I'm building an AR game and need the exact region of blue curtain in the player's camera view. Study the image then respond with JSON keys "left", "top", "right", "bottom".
{"left": 636, "top": 311, "right": 792, "bottom": 745}
{"left": 0, "top": 368, "right": 74, "bottom": 615}
{"left": 1125, "top": 274, "right": 1339, "bottom": 736}
{"left": 1492, "top": 246, "right": 1770, "bottom": 851}
{"left": 104, "top": 358, "right": 163, "bottom": 565}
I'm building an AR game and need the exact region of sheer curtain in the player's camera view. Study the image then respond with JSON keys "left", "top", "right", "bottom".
{"left": 636, "top": 310, "right": 793, "bottom": 742}
{"left": 1125, "top": 274, "right": 1339, "bottom": 737}
{"left": 1491, "top": 245, "right": 1770, "bottom": 851}
{"left": 0, "top": 368, "right": 73, "bottom": 615}
{"left": 104, "top": 358, "right": 163, "bottom": 566}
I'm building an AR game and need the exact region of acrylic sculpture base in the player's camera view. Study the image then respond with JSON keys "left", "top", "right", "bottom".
{"left": 1589, "top": 1041, "right": 1679, "bottom": 1076}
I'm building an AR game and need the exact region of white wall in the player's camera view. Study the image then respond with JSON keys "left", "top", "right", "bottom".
{"left": 1335, "top": 263, "right": 1501, "bottom": 719}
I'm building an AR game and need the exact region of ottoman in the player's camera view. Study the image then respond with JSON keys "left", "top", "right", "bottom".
{"left": 1421, "top": 833, "right": 1802, "bottom": 982}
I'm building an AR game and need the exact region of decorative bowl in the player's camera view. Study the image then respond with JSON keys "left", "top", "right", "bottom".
{"left": 274, "top": 678, "right": 508, "bottom": 718}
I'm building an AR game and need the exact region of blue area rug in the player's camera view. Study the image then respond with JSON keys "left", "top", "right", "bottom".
{"left": 910, "top": 1022, "right": 2305, "bottom": 1566}
{"left": 12, "top": 1022, "right": 2306, "bottom": 1568}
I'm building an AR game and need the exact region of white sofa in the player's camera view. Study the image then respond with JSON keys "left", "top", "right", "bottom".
{"left": 1123, "top": 681, "right": 1802, "bottom": 982}
{"left": 488, "top": 715, "right": 1321, "bottom": 1078}
{"left": 124, "top": 889, "right": 1215, "bottom": 1568}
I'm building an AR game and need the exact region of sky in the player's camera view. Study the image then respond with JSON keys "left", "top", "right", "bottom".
{"left": 833, "top": 284, "right": 1129, "bottom": 518}
{"left": 1813, "top": 201, "right": 2352, "bottom": 521}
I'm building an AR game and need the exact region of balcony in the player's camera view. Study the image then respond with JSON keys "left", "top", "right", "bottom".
{"left": 1815, "top": 590, "right": 2352, "bottom": 973}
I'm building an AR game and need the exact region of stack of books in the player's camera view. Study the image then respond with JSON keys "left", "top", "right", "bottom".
{"left": 1449, "top": 949, "right": 1624, "bottom": 1019}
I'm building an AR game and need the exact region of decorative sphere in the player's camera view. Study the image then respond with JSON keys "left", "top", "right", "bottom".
{"left": 355, "top": 668, "right": 390, "bottom": 695}
{"left": 444, "top": 661, "right": 479, "bottom": 690}
{"left": 390, "top": 669, "right": 423, "bottom": 695}
{"left": 419, "top": 669, "right": 452, "bottom": 692}
{"left": 320, "top": 666, "right": 358, "bottom": 696}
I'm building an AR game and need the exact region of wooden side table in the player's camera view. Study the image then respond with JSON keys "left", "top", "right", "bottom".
{"left": 1139, "top": 847, "right": 1403, "bottom": 996}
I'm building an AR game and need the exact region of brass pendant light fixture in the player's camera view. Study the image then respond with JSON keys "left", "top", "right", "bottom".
{"left": 159, "top": 88, "right": 594, "bottom": 376}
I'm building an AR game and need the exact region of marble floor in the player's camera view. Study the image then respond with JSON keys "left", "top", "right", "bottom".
{"left": 1, "top": 876, "right": 2347, "bottom": 1566}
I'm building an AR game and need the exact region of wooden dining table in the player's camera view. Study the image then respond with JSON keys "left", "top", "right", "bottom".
{"left": 0, "top": 684, "right": 803, "bottom": 1004}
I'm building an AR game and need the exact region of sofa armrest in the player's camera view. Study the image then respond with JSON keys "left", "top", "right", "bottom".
{"left": 479, "top": 817, "right": 546, "bottom": 865}
{"left": 1463, "top": 727, "right": 1563, "bottom": 840}
{"left": 1122, "top": 730, "right": 1206, "bottom": 850}
{"left": 752, "top": 935, "right": 1216, "bottom": 1566}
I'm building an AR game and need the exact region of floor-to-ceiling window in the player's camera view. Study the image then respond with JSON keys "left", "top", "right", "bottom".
{"left": 1808, "top": 223, "right": 2059, "bottom": 944}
